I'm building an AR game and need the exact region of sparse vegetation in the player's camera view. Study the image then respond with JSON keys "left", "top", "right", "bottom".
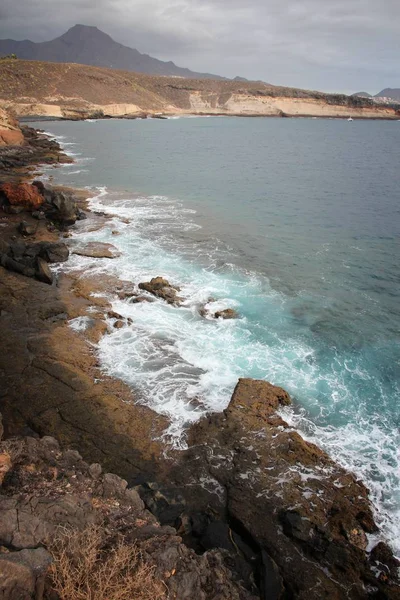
{"left": 0, "top": 54, "right": 17, "bottom": 60}
{"left": 47, "top": 525, "right": 166, "bottom": 600}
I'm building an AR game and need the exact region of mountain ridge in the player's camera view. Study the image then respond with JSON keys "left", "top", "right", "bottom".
{"left": 0, "top": 24, "right": 226, "bottom": 80}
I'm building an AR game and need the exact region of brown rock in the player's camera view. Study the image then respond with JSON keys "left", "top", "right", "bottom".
{"left": 138, "top": 277, "right": 182, "bottom": 305}
{"left": 0, "top": 128, "right": 25, "bottom": 147}
{"left": 113, "top": 320, "right": 124, "bottom": 329}
{"left": 73, "top": 242, "right": 121, "bottom": 259}
{"left": 214, "top": 308, "right": 239, "bottom": 319}
{"left": 0, "top": 548, "right": 52, "bottom": 600}
{"left": 0, "top": 183, "right": 44, "bottom": 210}
{"left": 0, "top": 453, "right": 11, "bottom": 486}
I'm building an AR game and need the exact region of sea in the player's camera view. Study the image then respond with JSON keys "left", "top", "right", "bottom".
{"left": 32, "top": 116, "right": 400, "bottom": 555}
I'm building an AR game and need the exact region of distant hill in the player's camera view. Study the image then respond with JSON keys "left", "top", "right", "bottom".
{"left": 0, "top": 24, "right": 225, "bottom": 80}
{"left": 0, "top": 59, "right": 397, "bottom": 122}
{"left": 375, "top": 88, "right": 400, "bottom": 100}
{"left": 352, "top": 92, "right": 372, "bottom": 98}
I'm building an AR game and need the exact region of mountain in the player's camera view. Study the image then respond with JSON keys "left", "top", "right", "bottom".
{"left": 0, "top": 24, "right": 225, "bottom": 80}
{"left": 375, "top": 88, "right": 400, "bottom": 100}
{"left": 351, "top": 92, "right": 372, "bottom": 98}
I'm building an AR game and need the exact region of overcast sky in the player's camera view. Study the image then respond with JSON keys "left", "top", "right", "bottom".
{"left": 0, "top": 0, "right": 398, "bottom": 93}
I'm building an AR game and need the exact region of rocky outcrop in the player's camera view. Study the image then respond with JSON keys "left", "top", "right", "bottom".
{"left": 0, "top": 126, "right": 71, "bottom": 180}
{"left": 0, "top": 241, "right": 69, "bottom": 285}
{"left": 0, "top": 428, "right": 256, "bottom": 600}
{"left": 72, "top": 241, "right": 121, "bottom": 259}
{"left": 0, "top": 183, "right": 43, "bottom": 209}
{"left": 0, "top": 107, "right": 24, "bottom": 147}
{"left": 139, "top": 276, "right": 182, "bottom": 305}
{"left": 164, "top": 379, "right": 400, "bottom": 599}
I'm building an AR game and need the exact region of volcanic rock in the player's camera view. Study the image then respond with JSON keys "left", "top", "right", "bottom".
{"left": 73, "top": 242, "right": 121, "bottom": 259}
{"left": 139, "top": 276, "right": 182, "bottom": 304}
{"left": 0, "top": 547, "right": 52, "bottom": 600}
{"left": 36, "top": 258, "right": 53, "bottom": 285}
{"left": 0, "top": 183, "right": 44, "bottom": 210}
{"left": 18, "top": 221, "right": 36, "bottom": 236}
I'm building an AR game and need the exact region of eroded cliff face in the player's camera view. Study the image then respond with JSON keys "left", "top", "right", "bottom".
{"left": 0, "top": 107, "right": 24, "bottom": 146}
{"left": 0, "top": 59, "right": 398, "bottom": 120}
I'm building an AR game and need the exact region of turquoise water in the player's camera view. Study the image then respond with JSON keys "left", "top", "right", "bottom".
{"left": 35, "top": 117, "right": 400, "bottom": 554}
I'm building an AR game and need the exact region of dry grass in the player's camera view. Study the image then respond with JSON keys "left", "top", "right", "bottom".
{"left": 47, "top": 525, "right": 166, "bottom": 600}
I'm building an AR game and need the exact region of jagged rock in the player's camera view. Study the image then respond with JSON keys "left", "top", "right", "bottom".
{"left": 0, "top": 254, "right": 35, "bottom": 278}
{"left": 44, "top": 190, "right": 78, "bottom": 229}
{"left": 0, "top": 495, "right": 97, "bottom": 549}
{"left": 39, "top": 242, "right": 69, "bottom": 263}
{"left": 40, "top": 437, "right": 60, "bottom": 453}
{"left": 0, "top": 183, "right": 44, "bottom": 210}
{"left": 215, "top": 308, "right": 239, "bottom": 319}
{"left": 102, "top": 473, "right": 128, "bottom": 498}
{"left": 370, "top": 542, "right": 400, "bottom": 581}
{"left": 88, "top": 463, "right": 102, "bottom": 479}
{"left": 35, "top": 258, "right": 53, "bottom": 285}
{"left": 138, "top": 276, "right": 182, "bottom": 305}
{"left": 0, "top": 547, "right": 52, "bottom": 600}
{"left": 73, "top": 242, "right": 121, "bottom": 259}
{"left": 18, "top": 221, "right": 36, "bottom": 237}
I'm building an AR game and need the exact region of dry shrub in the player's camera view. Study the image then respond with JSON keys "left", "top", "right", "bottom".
{"left": 47, "top": 525, "right": 166, "bottom": 600}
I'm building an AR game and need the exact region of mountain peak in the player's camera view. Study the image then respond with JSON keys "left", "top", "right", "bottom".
{"left": 59, "top": 24, "right": 112, "bottom": 42}
{"left": 0, "top": 24, "right": 226, "bottom": 80}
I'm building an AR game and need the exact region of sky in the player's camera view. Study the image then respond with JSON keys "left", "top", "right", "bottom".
{"left": 0, "top": 0, "right": 399, "bottom": 94}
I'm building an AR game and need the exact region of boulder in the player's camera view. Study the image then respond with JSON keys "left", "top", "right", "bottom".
{"left": 138, "top": 277, "right": 182, "bottom": 305}
{"left": 73, "top": 242, "right": 121, "bottom": 259}
{"left": 18, "top": 221, "right": 36, "bottom": 237}
{"left": 45, "top": 190, "right": 78, "bottom": 228}
{"left": 0, "top": 183, "right": 44, "bottom": 210}
{"left": 0, "top": 548, "right": 52, "bottom": 600}
{"left": 38, "top": 242, "right": 69, "bottom": 263}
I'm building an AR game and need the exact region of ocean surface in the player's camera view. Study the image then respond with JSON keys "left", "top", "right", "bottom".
{"left": 33, "top": 117, "right": 400, "bottom": 555}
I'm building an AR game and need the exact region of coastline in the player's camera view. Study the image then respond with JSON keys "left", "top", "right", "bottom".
{"left": 1, "top": 124, "right": 399, "bottom": 598}
{"left": 1, "top": 59, "right": 400, "bottom": 122}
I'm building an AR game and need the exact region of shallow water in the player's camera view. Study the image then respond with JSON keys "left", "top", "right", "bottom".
{"left": 34, "top": 117, "right": 400, "bottom": 554}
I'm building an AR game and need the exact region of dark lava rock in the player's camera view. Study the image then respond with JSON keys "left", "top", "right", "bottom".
{"left": 18, "top": 221, "right": 36, "bottom": 236}
{"left": 35, "top": 257, "right": 53, "bottom": 285}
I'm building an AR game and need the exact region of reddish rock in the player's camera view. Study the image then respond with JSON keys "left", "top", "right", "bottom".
{"left": 0, "top": 128, "right": 24, "bottom": 146}
{"left": 0, "top": 183, "right": 44, "bottom": 210}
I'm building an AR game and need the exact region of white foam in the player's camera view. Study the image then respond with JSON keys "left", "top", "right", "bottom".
{"left": 57, "top": 184, "right": 400, "bottom": 557}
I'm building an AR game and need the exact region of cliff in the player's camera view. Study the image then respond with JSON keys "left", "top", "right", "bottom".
{"left": 0, "top": 59, "right": 398, "bottom": 120}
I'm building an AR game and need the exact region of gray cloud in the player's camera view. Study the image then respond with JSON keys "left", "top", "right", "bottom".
{"left": 0, "top": 0, "right": 398, "bottom": 93}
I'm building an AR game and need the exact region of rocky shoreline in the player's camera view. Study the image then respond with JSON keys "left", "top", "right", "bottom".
{"left": 0, "top": 119, "right": 399, "bottom": 599}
